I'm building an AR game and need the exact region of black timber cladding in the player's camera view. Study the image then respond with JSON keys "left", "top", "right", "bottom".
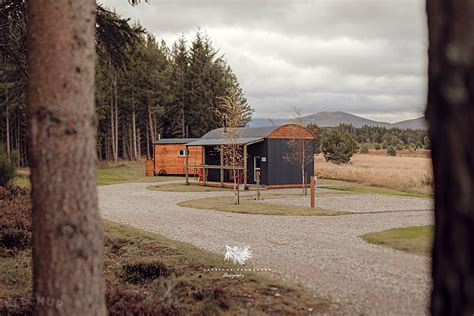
{"left": 246, "top": 140, "right": 267, "bottom": 184}
{"left": 185, "top": 124, "right": 315, "bottom": 186}
{"left": 265, "top": 139, "right": 314, "bottom": 185}
{"left": 203, "top": 138, "right": 314, "bottom": 185}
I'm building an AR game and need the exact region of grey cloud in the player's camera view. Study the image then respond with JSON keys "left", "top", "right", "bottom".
{"left": 100, "top": 0, "right": 428, "bottom": 122}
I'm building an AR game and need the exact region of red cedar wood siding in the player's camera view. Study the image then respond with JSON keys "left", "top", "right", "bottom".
{"left": 154, "top": 144, "right": 202, "bottom": 175}
{"left": 267, "top": 124, "right": 315, "bottom": 139}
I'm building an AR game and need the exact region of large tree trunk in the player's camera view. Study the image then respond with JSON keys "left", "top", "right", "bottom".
{"left": 122, "top": 123, "right": 127, "bottom": 160}
{"left": 153, "top": 111, "right": 158, "bottom": 141}
{"left": 146, "top": 125, "right": 150, "bottom": 159}
{"left": 105, "top": 136, "right": 110, "bottom": 161}
{"left": 27, "top": 0, "right": 106, "bottom": 314}
{"left": 16, "top": 110, "right": 21, "bottom": 162}
{"left": 147, "top": 99, "right": 155, "bottom": 160}
{"left": 5, "top": 86, "right": 10, "bottom": 158}
{"left": 114, "top": 74, "right": 119, "bottom": 161}
{"left": 137, "top": 127, "right": 141, "bottom": 159}
{"left": 427, "top": 1, "right": 474, "bottom": 315}
{"left": 132, "top": 105, "right": 137, "bottom": 160}
{"left": 110, "top": 98, "right": 116, "bottom": 162}
{"left": 147, "top": 99, "right": 155, "bottom": 144}
{"left": 181, "top": 108, "right": 185, "bottom": 138}
{"left": 129, "top": 123, "right": 133, "bottom": 160}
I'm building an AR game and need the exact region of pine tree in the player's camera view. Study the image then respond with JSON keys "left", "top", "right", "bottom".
{"left": 188, "top": 31, "right": 216, "bottom": 137}
{"left": 168, "top": 35, "right": 190, "bottom": 138}
{"left": 1, "top": 5, "right": 253, "bottom": 162}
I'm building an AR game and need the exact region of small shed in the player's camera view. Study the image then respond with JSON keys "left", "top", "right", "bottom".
{"left": 153, "top": 138, "right": 202, "bottom": 175}
{"left": 184, "top": 124, "right": 315, "bottom": 189}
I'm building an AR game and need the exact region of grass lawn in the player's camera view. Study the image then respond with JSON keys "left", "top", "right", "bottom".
{"left": 362, "top": 225, "right": 433, "bottom": 256}
{"left": 0, "top": 218, "right": 329, "bottom": 314}
{"left": 13, "top": 162, "right": 181, "bottom": 187}
{"left": 178, "top": 195, "right": 349, "bottom": 216}
{"left": 317, "top": 178, "right": 432, "bottom": 199}
{"left": 96, "top": 162, "right": 180, "bottom": 185}
{"left": 146, "top": 183, "right": 230, "bottom": 192}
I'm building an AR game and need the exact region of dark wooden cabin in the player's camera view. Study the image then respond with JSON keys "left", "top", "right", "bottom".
{"left": 184, "top": 124, "right": 315, "bottom": 189}
{"left": 153, "top": 139, "right": 202, "bottom": 175}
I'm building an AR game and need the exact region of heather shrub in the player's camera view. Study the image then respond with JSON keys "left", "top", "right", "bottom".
{"left": 122, "top": 259, "right": 171, "bottom": 283}
{"left": 386, "top": 146, "right": 397, "bottom": 156}
{"left": 0, "top": 187, "right": 32, "bottom": 250}
{"left": 0, "top": 228, "right": 31, "bottom": 250}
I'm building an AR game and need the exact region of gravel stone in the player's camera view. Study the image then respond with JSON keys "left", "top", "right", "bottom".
{"left": 261, "top": 192, "right": 433, "bottom": 213}
{"left": 99, "top": 181, "right": 433, "bottom": 315}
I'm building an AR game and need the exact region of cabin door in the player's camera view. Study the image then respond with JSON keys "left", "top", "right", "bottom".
{"left": 254, "top": 156, "right": 261, "bottom": 182}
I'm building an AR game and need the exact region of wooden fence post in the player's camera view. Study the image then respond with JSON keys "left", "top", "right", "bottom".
{"left": 310, "top": 176, "right": 315, "bottom": 208}
{"left": 257, "top": 170, "right": 261, "bottom": 200}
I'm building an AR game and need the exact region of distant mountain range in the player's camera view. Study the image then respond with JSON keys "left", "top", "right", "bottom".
{"left": 248, "top": 111, "right": 427, "bottom": 130}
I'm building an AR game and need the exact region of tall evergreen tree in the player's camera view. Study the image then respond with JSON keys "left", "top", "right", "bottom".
{"left": 168, "top": 35, "right": 190, "bottom": 138}
{"left": 1, "top": 2, "right": 253, "bottom": 162}
{"left": 187, "top": 31, "right": 216, "bottom": 137}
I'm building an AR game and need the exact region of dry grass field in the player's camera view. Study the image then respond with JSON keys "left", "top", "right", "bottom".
{"left": 315, "top": 152, "right": 433, "bottom": 195}
{"left": 365, "top": 149, "right": 431, "bottom": 158}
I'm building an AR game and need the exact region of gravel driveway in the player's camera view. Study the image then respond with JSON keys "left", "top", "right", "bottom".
{"left": 261, "top": 192, "right": 433, "bottom": 213}
{"left": 98, "top": 182, "right": 433, "bottom": 315}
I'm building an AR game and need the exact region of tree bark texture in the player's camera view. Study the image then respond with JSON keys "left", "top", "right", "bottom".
{"left": 110, "top": 97, "right": 116, "bottom": 162}
{"left": 5, "top": 86, "right": 10, "bottom": 157}
{"left": 147, "top": 99, "right": 155, "bottom": 159}
{"left": 27, "top": 0, "right": 106, "bottom": 315}
{"left": 132, "top": 105, "right": 137, "bottom": 160}
{"left": 137, "top": 127, "right": 141, "bottom": 159}
{"left": 114, "top": 75, "right": 118, "bottom": 161}
{"left": 147, "top": 99, "right": 155, "bottom": 144}
{"left": 426, "top": 1, "right": 474, "bottom": 315}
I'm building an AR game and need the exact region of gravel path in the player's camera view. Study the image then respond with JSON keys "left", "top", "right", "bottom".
{"left": 98, "top": 182, "right": 433, "bottom": 315}
{"left": 261, "top": 193, "right": 433, "bottom": 213}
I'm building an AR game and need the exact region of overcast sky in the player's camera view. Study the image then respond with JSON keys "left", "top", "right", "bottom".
{"left": 100, "top": 0, "right": 428, "bottom": 123}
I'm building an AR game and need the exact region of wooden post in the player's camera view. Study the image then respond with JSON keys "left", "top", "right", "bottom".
{"left": 220, "top": 147, "right": 224, "bottom": 187}
{"left": 202, "top": 146, "right": 206, "bottom": 185}
{"left": 257, "top": 170, "right": 261, "bottom": 200}
{"left": 185, "top": 145, "right": 189, "bottom": 185}
{"left": 243, "top": 144, "right": 248, "bottom": 189}
{"left": 310, "top": 176, "right": 315, "bottom": 208}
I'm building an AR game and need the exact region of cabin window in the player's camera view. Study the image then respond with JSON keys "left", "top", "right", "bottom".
{"left": 178, "top": 149, "right": 186, "bottom": 157}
